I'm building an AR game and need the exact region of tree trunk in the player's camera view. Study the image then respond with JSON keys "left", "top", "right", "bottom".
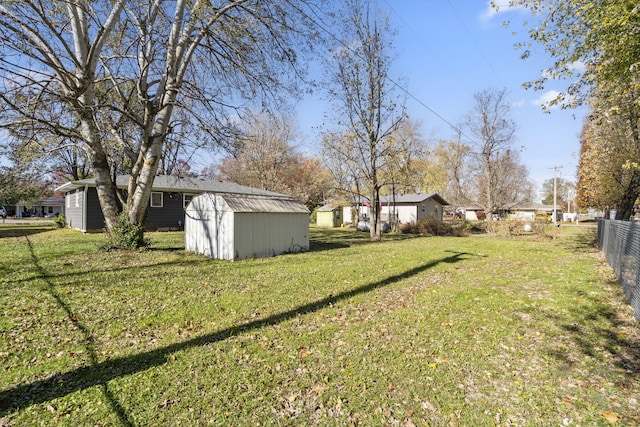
{"left": 369, "top": 186, "right": 381, "bottom": 241}
{"left": 78, "top": 105, "right": 120, "bottom": 232}
{"left": 615, "top": 170, "right": 640, "bottom": 220}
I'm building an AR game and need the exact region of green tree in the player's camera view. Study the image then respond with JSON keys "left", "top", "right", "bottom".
{"left": 0, "top": 167, "right": 48, "bottom": 209}
{"left": 541, "top": 177, "right": 574, "bottom": 209}
{"left": 502, "top": 0, "right": 640, "bottom": 218}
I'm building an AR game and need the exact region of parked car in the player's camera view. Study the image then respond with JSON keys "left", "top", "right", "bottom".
{"left": 0, "top": 206, "right": 6, "bottom": 219}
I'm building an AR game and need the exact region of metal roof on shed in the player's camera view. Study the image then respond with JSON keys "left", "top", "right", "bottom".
{"left": 221, "top": 194, "right": 309, "bottom": 213}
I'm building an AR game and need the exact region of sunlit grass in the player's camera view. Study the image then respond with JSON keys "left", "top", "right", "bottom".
{"left": 1, "top": 224, "right": 638, "bottom": 425}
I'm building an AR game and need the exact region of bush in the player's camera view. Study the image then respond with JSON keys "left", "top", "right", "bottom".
{"left": 400, "top": 217, "right": 469, "bottom": 237}
{"left": 104, "top": 212, "right": 150, "bottom": 250}
{"left": 53, "top": 214, "right": 66, "bottom": 228}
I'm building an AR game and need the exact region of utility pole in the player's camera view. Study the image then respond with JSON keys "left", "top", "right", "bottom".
{"left": 549, "top": 166, "right": 563, "bottom": 223}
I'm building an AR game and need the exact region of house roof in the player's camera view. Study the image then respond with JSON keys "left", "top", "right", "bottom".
{"left": 509, "top": 202, "right": 560, "bottom": 212}
{"left": 317, "top": 205, "right": 339, "bottom": 212}
{"left": 16, "top": 197, "right": 65, "bottom": 206}
{"left": 380, "top": 193, "right": 448, "bottom": 206}
{"left": 55, "top": 175, "right": 288, "bottom": 198}
{"left": 218, "top": 193, "right": 310, "bottom": 214}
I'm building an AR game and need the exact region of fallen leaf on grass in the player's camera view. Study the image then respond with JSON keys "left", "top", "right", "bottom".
{"left": 299, "top": 347, "right": 310, "bottom": 358}
{"left": 601, "top": 410, "right": 620, "bottom": 423}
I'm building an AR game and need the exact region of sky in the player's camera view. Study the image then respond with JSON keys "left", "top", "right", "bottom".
{"left": 0, "top": 1, "right": 585, "bottom": 200}
{"left": 295, "top": 0, "right": 587, "bottom": 200}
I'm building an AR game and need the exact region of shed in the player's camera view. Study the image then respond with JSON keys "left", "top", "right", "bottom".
{"left": 316, "top": 205, "right": 343, "bottom": 227}
{"left": 185, "top": 193, "right": 310, "bottom": 260}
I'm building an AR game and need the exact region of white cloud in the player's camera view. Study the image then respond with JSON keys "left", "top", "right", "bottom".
{"left": 532, "top": 90, "right": 561, "bottom": 109}
{"left": 480, "top": 1, "right": 523, "bottom": 21}
{"left": 567, "top": 61, "right": 587, "bottom": 73}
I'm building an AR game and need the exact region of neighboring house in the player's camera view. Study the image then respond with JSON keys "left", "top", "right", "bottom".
{"left": 55, "top": 175, "right": 287, "bottom": 232}
{"left": 185, "top": 192, "right": 310, "bottom": 260}
{"left": 457, "top": 206, "right": 485, "bottom": 221}
{"left": 507, "top": 202, "right": 561, "bottom": 221}
{"left": 379, "top": 193, "right": 449, "bottom": 224}
{"left": 316, "top": 205, "right": 343, "bottom": 228}
{"left": 16, "top": 198, "right": 65, "bottom": 218}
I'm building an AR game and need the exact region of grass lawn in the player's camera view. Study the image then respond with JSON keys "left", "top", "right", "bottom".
{"left": 0, "top": 223, "right": 638, "bottom": 426}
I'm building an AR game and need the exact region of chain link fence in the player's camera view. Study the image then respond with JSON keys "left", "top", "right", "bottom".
{"left": 598, "top": 219, "right": 640, "bottom": 321}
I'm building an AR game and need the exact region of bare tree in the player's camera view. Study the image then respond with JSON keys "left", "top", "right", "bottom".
{"left": 321, "top": 130, "right": 371, "bottom": 216}
{"left": 217, "top": 111, "right": 332, "bottom": 206}
{"left": 0, "top": 0, "right": 323, "bottom": 246}
{"left": 463, "top": 88, "right": 524, "bottom": 218}
{"left": 323, "top": 0, "right": 405, "bottom": 241}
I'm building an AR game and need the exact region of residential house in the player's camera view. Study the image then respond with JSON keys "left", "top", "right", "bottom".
{"left": 379, "top": 193, "right": 449, "bottom": 224}
{"left": 55, "top": 175, "right": 287, "bottom": 232}
{"left": 16, "top": 198, "right": 65, "bottom": 218}
{"left": 507, "top": 202, "right": 562, "bottom": 221}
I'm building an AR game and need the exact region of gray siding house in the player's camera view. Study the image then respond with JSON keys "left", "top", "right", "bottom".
{"left": 55, "top": 175, "right": 287, "bottom": 232}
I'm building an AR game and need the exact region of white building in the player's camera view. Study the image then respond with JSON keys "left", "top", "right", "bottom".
{"left": 185, "top": 193, "right": 310, "bottom": 261}
{"left": 380, "top": 193, "right": 448, "bottom": 224}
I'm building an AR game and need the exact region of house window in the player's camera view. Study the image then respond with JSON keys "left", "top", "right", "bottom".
{"left": 183, "top": 194, "right": 195, "bottom": 209}
{"left": 150, "top": 192, "right": 163, "bottom": 207}
{"left": 75, "top": 189, "right": 80, "bottom": 207}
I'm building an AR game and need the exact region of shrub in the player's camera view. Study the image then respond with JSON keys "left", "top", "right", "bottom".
{"left": 104, "top": 212, "right": 150, "bottom": 250}
{"left": 400, "top": 217, "right": 469, "bottom": 237}
{"left": 53, "top": 214, "right": 66, "bottom": 229}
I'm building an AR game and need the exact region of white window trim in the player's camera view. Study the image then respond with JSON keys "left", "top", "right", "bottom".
{"left": 183, "top": 193, "right": 196, "bottom": 209}
{"left": 150, "top": 192, "right": 163, "bottom": 208}
{"left": 75, "top": 189, "right": 80, "bottom": 207}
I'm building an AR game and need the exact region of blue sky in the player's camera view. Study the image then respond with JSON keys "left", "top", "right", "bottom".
{"left": 296, "top": 0, "right": 587, "bottom": 200}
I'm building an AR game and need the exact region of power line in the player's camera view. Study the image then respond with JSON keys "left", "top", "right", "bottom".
{"left": 311, "top": 1, "right": 463, "bottom": 136}
{"left": 445, "top": 0, "right": 506, "bottom": 88}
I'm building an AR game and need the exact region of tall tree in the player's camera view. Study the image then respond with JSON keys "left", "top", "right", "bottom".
{"left": 382, "top": 117, "right": 429, "bottom": 196}
{"left": 323, "top": 0, "right": 405, "bottom": 241}
{"left": 0, "top": 0, "right": 322, "bottom": 246}
{"left": 541, "top": 177, "right": 574, "bottom": 209}
{"left": 0, "top": 166, "right": 49, "bottom": 208}
{"left": 577, "top": 109, "right": 640, "bottom": 219}
{"left": 463, "top": 88, "right": 526, "bottom": 218}
{"left": 428, "top": 138, "right": 472, "bottom": 209}
{"left": 217, "top": 112, "right": 332, "bottom": 207}
{"left": 503, "top": 0, "right": 640, "bottom": 110}
{"left": 502, "top": 0, "right": 640, "bottom": 217}
{"left": 321, "top": 130, "right": 368, "bottom": 208}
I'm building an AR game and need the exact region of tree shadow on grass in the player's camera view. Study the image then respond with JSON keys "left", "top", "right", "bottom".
{"left": 549, "top": 281, "right": 640, "bottom": 381}
{"left": 308, "top": 227, "right": 419, "bottom": 253}
{"left": 0, "top": 226, "right": 55, "bottom": 239}
{"left": 557, "top": 226, "right": 599, "bottom": 252}
{"left": 0, "top": 245, "right": 474, "bottom": 418}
